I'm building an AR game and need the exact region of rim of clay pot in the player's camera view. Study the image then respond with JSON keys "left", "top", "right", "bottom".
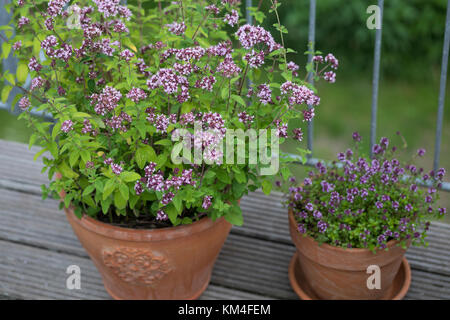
{"left": 288, "top": 208, "right": 401, "bottom": 253}
{"left": 288, "top": 251, "right": 412, "bottom": 300}
{"left": 65, "top": 206, "right": 226, "bottom": 242}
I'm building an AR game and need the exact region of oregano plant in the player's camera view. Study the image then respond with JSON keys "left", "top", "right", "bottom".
{"left": 1, "top": 0, "right": 338, "bottom": 228}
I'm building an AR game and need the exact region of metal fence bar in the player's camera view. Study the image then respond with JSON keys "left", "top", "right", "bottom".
{"left": 306, "top": 0, "right": 316, "bottom": 159}
{"left": 245, "top": 0, "right": 253, "bottom": 25}
{"left": 245, "top": 0, "right": 253, "bottom": 91}
{"left": 369, "top": 0, "right": 384, "bottom": 157}
{"left": 433, "top": 0, "right": 450, "bottom": 172}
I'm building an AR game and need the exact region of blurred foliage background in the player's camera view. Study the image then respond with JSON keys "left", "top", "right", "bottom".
{"left": 1, "top": 0, "right": 449, "bottom": 219}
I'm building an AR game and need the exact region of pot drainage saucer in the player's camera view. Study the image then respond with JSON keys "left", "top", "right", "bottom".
{"left": 288, "top": 252, "right": 411, "bottom": 300}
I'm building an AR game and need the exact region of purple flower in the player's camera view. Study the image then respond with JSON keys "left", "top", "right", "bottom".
{"left": 161, "top": 192, "right": 175, "bottom": 205}
{"left": 439, "top": 207, "right": 447, "bottom": 215}
{"left": 18, "top": 16, "right": 30, "bottom": 28}
{"left": 223, "top": 9, "right": 239, "bottom": 27}
{"left": 13, "top": 41, "right": 22, "bottom": 51}
{"left": 111, "top": 163, "right": 123, "bottom": 175}
{"left": 156, "top": 209, "right": 168, "bottom": 221}
{"left": 392, "top": 201, "right": 399, "bottom": 210}
{"left": 352, "top": 131, "right": 361, "bottom": 142}
{"left": 325, "top": 53, "right": 338, "bottom": 69}
{"left": 126, "top": 87, "right": 147, "bottom": 103}
{"left": 417, "top": 148, "right": 426, "bottom": 157}
{"left": 236, "top": 24, "right": 278, "bottom": 52}
{"left": 375, "top": 201, "right": 383, "bottom": 209}
{"left": 134, "top": 180, "right": 143, "bottom": 195}
{"left": 377, "top": 234, "right": 386, "bottom": 244}
{"left": 18, "top": 97, "right": 31, "bottom": 110}
{"left": 166, "top": 21, "right": 186, "bottom": 35}
{"left": 257, "top": 83, "right": 272, "bottom": 105}
{"left": 292, "top": 128, "right": 303, "bottom": 142}
{"left": 313, "top": 210, "right": 322, "bottom": 219}
{"left": 323, "top": 71, "right": 336, "bottom": 83}
{"left": 202, "top": 195, "right": 213, "bottom": 210}
{"left": 297, "top": 223, "right": 306, "bottom": 234}
{"left": 305, "top": 203, "right": 313, "bottom": 211}
{"left": 61, "top": 120, "right": 74, "bottom": 133}
{"left": 405, "top": 204, "right": 413, "bottom": 212}
{"left": 317, "top": 220, "right": 328, "bottom": 233}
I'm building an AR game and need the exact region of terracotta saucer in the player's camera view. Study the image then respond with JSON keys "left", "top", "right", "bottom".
{"left": 288, "top": 252, "right": 411, "bottom": 300}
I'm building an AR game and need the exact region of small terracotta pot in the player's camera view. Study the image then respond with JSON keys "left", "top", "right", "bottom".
{"left": 65, "top": 207, "right": 232, "bottom": 300}
{"left": 288, "top": 209, "right": 410, "bottom": 300}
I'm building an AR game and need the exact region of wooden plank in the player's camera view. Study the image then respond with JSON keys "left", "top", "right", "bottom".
{"left": 0, "top": 188, "right": 449, "bottom": 299}
{"left": 0, "top": 139, "right": 449, "bottom": 299}
{"left": 0, "top": 240, "right": 271, "bottom": 300}
{"left": 2, "top": 187, "right": 449, "bottom": 278}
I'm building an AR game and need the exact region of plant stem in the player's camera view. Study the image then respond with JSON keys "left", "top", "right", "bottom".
{"left": 270, "top": 0, "right": 287, "bottom": 71}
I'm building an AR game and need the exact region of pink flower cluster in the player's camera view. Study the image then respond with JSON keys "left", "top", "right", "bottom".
{"left": 90, "top": 86, "right": 122, "bottom": 115}
{"left": 244, "top": 50, "right": 265, "bottom": 68}
{"left": 238, "top": 111, "right": 255, "bottom": 126}
{"left": 47, "top": 0, "right": 69, "bottom": 17}
{"left": 166, "top": 21, "right": 187, "bottom": 36}
{"left": 217, "top": 58, "right": 241, "bottom": 78}
{"left": 120, "top": 49, "right": 134, "bottom": 62}
{"left": 224, "top": 10, "right": 239, "bottom": 27}
{"left": 126, "top": 87, "right": 147, "bottom": 103}
{"left": 17, "top": 16, "right": 30, "bottom": 28}
{"left": 202, "top": 195, "right": 213, "bottom": 210}
{"left": 236, "top": 24, "right": 278, "bottom": 52}
{"left": 257, "top": 84, "right": 272, "bottom": 105}
{"left": 61, "top": 120, "right": 74, "bottom": 133}
{"left": 28, "top": 57, "right": 42, "bottom": 72}
{"left": 281, "top": 81, "right": 320, "bottom": 107}
{"left": 134, "top": 162, "right": 196, "bottom": 208}
{"left": 30, "top": 77, "right": 45, "bottom": 91}
{"left": 18, "top": 97, "right": 30, "bottom": 110}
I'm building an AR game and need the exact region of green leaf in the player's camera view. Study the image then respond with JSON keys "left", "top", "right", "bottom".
{"left": 1, "top": 85, "right": 12, "bottom": 103}
{"left": 114, "top": 190, "right": 127, "bottom": 209}
{"left": 48, "top": 141, "right": 58, "bottom": 158}
{"left": 82, "top": 184, "right": 95, "bottom": 197}
{"left": 216, "top": 169, "right": 231, "bottom": 184}
{"left": 119, "top": 184, "right": 129, "bottom": 201}
{"left": 4, "top": 72, "right": 15, "bottom": 85}
{"left": 80, "top": 150, "right": 91, "bottom": 163}
{"left": 58, "top": 161, "right": 79, "bottom": 179}
{"left": 120, "top": 171, "right": 141, "bottom": 182}
{"left": 52, "top": 122, "right": 61, "bottom": 139}
{"left": 28, "top": 134, "right": 38, "bottom": 149}
{"left": 224, "top": 204, "right": 244, "bottom": 226}
{"left": 172, "top": 193, "right": 183, "bottom": 213}
{"left": 101, "top": 198, "right": 111, "bottom": 214}
{"left": 135, "top": 145, "right": 157, "bottom": 169}
{"left": 281, "top": 167, "right": 291, "bottom": 181}
{"left": 231, "top": 94, "right": 246, "bottom": 106}
{"left": 154, "top": 139, "right": 172, "bottom": 147}
{"left": 33, "top": 148, "right": 47, "bottom": 161}
{"left": 69, "top": 150, "right": 80, "bottom": 167}
{"left": 262, "top": 179, "right": 272, "bottom": 195}
{"left": 103, "top": 179, "right": 116, "bottom": 200}
{"left": 72, "top": 112, "right": 91, "bottom": 119}
{"left": 165, "top": 204, "right": 178, "bottom": 225}
{"left": 16, "top": 63, "right": 28, "bottom": 83}
{"left": 2, "top": 42, "right": 11, "bottom": 59}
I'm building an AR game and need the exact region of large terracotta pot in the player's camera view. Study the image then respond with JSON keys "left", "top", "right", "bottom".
{"left": 288, "top": 209, "right": 410, "bottom": 300}
{"left": 65, "top": 207, "right": 232, "bottom": 300}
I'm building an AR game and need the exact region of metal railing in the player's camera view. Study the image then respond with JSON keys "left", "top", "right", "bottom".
{"left": 1, "top": 0, "right": 449, "bottom": 191}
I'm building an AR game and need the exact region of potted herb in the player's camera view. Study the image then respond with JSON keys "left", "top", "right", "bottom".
{"left": 1, "top": 0, "right": 336, "bottom": 299}
{"left": 284, "top": 133, "right": 447, "bottom": 300}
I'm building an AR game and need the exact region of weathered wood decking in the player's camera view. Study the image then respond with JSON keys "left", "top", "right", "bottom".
{"left": 0, "top": 139, "right": 449, "bottom": 300}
